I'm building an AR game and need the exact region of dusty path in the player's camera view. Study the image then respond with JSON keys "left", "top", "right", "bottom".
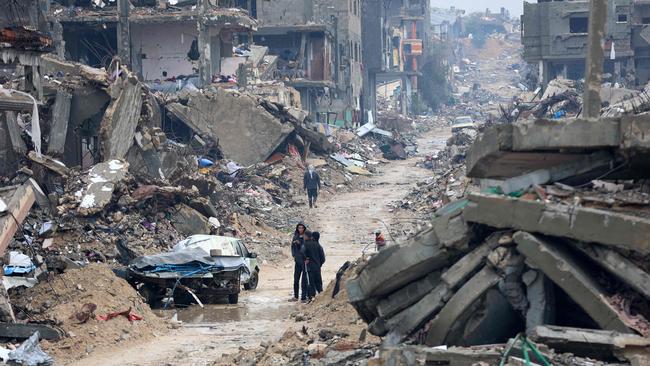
{"left": 71, "top": 128, "right": 450, "bottom": 366}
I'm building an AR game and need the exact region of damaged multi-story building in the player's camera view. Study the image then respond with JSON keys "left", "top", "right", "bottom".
{"left": 361, "top": 0, "right": 432, "bottom": 118}
{"left": 48, "top": 0, "right": 257, "bottom": 88}
{"left": 522, "top": 0, "right": 650, "bottom": 86}
{"left": 251, "top": 0, "right": 363, "bottom": 126}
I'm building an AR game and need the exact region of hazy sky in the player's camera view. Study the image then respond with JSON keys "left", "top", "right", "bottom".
{"left": 430, "top": 0, "right": 524, "bottom": 17}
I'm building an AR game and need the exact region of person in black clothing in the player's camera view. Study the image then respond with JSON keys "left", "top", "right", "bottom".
{"left": 301, "top": 231, "right": 326, "bottom": 300}
{"left": 290, "top": 222, "right": 308, "bottom": 302}
{"left": 303, "top": 165, "right": 321, "bottom": 208}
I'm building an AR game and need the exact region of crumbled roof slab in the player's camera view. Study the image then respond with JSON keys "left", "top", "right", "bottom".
{"left": 464, "top": 192, "right": 650, "bottom": 254}
{"left": 467, "top": 115, "right": 650, "bottom": 179}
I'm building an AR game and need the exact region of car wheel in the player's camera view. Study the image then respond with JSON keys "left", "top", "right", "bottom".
{"left": 228, "top": 293, "right": 239, "bottom": 304}
{"left": 244, "top": 269, "right": 259, "bottom": 291}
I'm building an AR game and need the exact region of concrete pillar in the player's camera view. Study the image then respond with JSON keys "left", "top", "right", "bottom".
{"left": 538, "top": 60, "right": 545, "bottom": 85}
{"left": 583, "top": 0, "right": 607, "bottom": 119}
{"left": 117, "top": 0, "right": 131, "bottom": 68}
{"left": 562, "top": 64, "right": 568, "bottom": 79}
{"left": 210, "top": 32, "right": 221, "bottom": 77}
{"left": 197, "top": 0, "right": 211, "bottom": 87}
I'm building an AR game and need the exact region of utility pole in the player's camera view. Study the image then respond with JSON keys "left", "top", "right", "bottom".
{"left": 117, "top": 0, "right": 131, "bottom": 68}
{"left": 582, "top": 0, "right": 607, "bottom": 119}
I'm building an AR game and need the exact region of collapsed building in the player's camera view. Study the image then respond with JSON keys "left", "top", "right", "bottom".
{"left": 522, "top": 0, "right": 650, "bottom": 86}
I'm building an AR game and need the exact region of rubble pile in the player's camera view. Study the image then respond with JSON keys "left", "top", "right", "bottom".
{"left": 10, "top": 264, "right": 167, "bottom": 363}
{"left": 0, "top": 33, "right": 385, "bottom": 360}
{"left": 345, "top": 115, "right": 650, "bottom": 365}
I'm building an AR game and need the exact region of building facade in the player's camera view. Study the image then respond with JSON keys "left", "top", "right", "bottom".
{"left": 521, "top": 0, "right": 649, "bottom": 86}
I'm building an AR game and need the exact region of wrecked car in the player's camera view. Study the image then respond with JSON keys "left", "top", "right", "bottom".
{"left": 450, "top": 116, "right": 475, "bottom": 132}
{"left": 126, "top": 235, "right": 259, "bottom": 305}
{"left": 172, "top": 235, "right": 260, "bottom": 290}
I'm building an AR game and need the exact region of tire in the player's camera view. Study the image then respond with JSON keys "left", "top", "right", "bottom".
{"left": 244, "top": 269, "right": 259, "bottom": 290}
{"left": 228, "top": 293, "right": 239, "bottom": 304}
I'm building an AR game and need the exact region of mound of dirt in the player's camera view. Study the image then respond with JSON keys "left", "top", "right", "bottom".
{"left": 10, "top": 263, "right": 168, "bottom": 364}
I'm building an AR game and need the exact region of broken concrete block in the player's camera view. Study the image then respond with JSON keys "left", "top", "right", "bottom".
{"left": 47, "top": 90, "right": 72, "bottom": 158}
{"left": 346, "top": 226, "right": 450, "bottom": 303}
{"left": 0, "top": 182, "right": 35, "bottom": 255}
{"left": 170, "top": 203, "right": 210, "bottom": 237}
{"left": 77, "top": 160, "right": 128, "bottom": 216}
{"left": 512, "top": 118, "right": 620, "bottom": 151}
{"left": 424, "top": 266, "right": 501, "bottom": 346}
{"left": 27, "top": 151, "right": 70, "bottom": 176}
{"left": 465, "top": 193, "right": 650, "bottom": 254}
{"left": 166, "top": 89, "right": 294, "bottom": 166}
{"left": 574, "top": 243, "right": 650, "bottom": 301}
{"left": 372, "top": 242, "right": 491, "bottom": 341}
{"left": 430, "top": 210, "right": 470, "bottom": 249}
{"left": 382, "top": 283, "right": 449, "bottom": 342}
{"left": 514, "top": 232, "right": 632, "bottom": 333}
{"left": 380, "top": 345, "right": 502, "bottom": 366}
{"left": 100, "top": 71, "right": 143, "bottom": 160}
{"left": 528, "top": 325, "right": 650, "bottom": 361}
{"left": 377, "top": 271, "right": 441, "bottom": 319}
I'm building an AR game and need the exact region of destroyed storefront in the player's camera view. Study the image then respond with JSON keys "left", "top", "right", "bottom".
{"left": 49, "top": 2, "right": 257, "bottom": 88}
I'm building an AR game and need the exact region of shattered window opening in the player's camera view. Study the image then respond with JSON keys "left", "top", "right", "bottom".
{"left": 569, "top": 17, "right": 589, "bottom": 34}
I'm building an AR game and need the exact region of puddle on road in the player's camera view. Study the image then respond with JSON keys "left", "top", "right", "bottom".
{"left": 155, "top": 294, "right": 294, "bottom": 324}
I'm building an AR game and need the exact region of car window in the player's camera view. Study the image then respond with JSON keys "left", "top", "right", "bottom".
{"left": 237, "top": 241, "right": 249, "bottom": 257}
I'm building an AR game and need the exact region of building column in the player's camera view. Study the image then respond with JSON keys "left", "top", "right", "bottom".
{"left": 117, "top": 0, "right": 131, "bottom": 68}
{"left": 562, "top": 64, "right": 568, "bottom": 79}
{"left": 583, "top": 0, "right": 607, "bottom": 119}
{"left": 197, "top": 0, "right": 211, "bottom": 87}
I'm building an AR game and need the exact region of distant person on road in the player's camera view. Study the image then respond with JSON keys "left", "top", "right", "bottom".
{"left": 303, "top": 165, "right": 321, "bottom": 208}
{"left": 374, "top": 229, "right": 387, "bottom": 251}
{"left": 302, "top": 231, "right": 326, "bottom": 301}
{"left": 290, "top": 222, "right": 308, "bottom": 302}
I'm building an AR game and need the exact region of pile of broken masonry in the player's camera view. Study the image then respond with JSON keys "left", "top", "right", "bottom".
{"left": 346, "top": 111, "right": 650, "bottom": 365}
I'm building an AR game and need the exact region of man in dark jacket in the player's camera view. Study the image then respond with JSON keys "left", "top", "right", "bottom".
{"left": 290, "top": 222, "right": 308, "bottom": 302}
{"left": 301, "top": 231, "right": 326, "bottom": 300}
{"left": 303, "top": 165, "right": 321, "bottom": 208}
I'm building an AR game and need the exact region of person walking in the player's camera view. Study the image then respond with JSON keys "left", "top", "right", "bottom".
{"left": 301, "top": 231, "right": 326, "bottom": 301}
{"left": 290, "top": 222, "right": 308, "bottom": 302}
{"left": 374, "top": 229, "right": 387, "bottom": 251}
{"left": 303, "top": 165, "right": 321, "bottom": 208}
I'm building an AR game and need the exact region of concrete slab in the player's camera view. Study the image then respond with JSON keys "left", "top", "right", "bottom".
{"left": 575, "top": 243, "right": 650, "bottom": 301}
{"left": 380, "top": 345, "right": 502, "bottom": 366}
{"left": 514, "top": 232, "right": 632, "bottom": 333}
{"left": 378, "top": 243, "right": 492, "bottom": 342}
{"left": 170, "top": 203, "right": 210, "bottom": 237}
{"left": 377, "top": 271, "right": 441, "bottom": 319}
{"left": 512, "top": 118, "right": 620, "bottom": 151}
{"left": 465, "top": 193, "right": 650, "bottom": 254}
{"left": 77, "top": 160, "right": 129, "bottom": 216}
{"left": 529, "top": 325, "right": 650, "bottom": 361}
{"left": 100, "top": 71, "right": 143, "bottom": 160}
{"left": 47, "top": 90, "right": 72, "bottom": 158}
{"left": 424, "top": 266, "right": 501, "bottom": 346}
{"left": 166, "top": 89, "right": 294, "bottom": 166}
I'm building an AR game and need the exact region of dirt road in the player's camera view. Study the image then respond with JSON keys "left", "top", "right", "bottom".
{"left": 72, "top": 127, "right": 450, "bottom": 366}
